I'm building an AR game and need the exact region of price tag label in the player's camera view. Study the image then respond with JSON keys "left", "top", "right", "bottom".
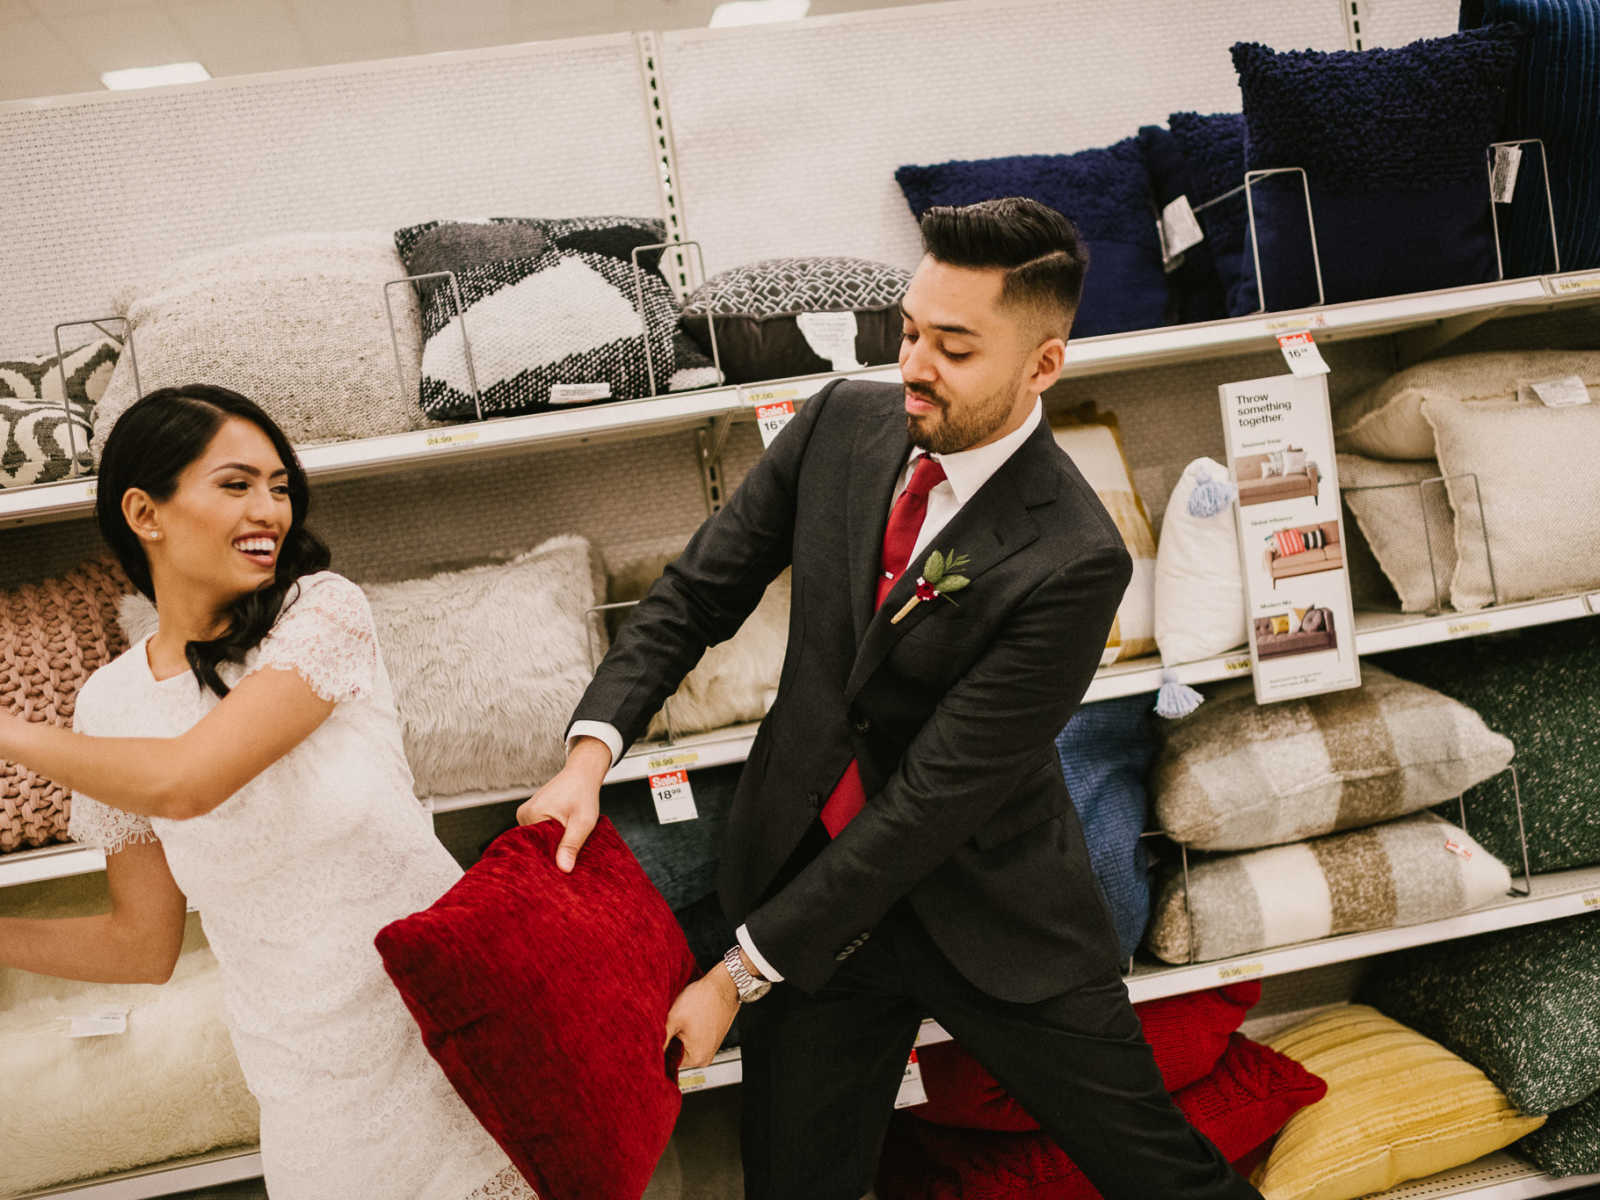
{"left": 1581, "top": 892, "right": 1600, "bottom": 910}
{"left": 549, "top": 382, "right": 613, "bottom": 405}
{"left": 1491, "top": 145, "right": 1523, "bottom": 204}
{"left": 894, "top": 1050, "right": 928, "bottom": 1109}
{"left": 424, "top": 430, "right": 480, "bottom": 450}
{"left": 1216, "top": 961, "right": 1265, "bottom": 984}
{"left": 1277, "top": 331, "right": 1330, "bottom": 378}
{"left": 1443, "top": 838, "right": 1473, "bottom": 860}
{"left": 1527, "top": 375, "right": 1591, "bottom": 408}
{"left": 795, "top": 311, "right": 862, "bottom": 371}
{"left": 1448, "top": 618, "right": 1494, "bottom": 638}
{"left": 66, "top": 1007, "right": 129, "bottom": 1039}
{"left": 1158, "top": 196, "right": 1205, "bottom": 269}
{"left": 755, "top": 400, "right": 796, "bottom": 447}
{"left": 1265, "top": 312, "right": 1328, "bottom": 333}
{"left": 650, "top": 769, "right": 698, "bottom": 824}
{"left": 1550, "top": 271, "right": 1600, "bottom": 296}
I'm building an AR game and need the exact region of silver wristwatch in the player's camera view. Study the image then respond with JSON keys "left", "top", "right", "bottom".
{"left": 723, "top": 945, "right": 772, "bottom": 1004}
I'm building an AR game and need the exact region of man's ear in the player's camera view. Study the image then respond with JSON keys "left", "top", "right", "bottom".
{"left": 1028, "top": 335, "right": 1068, "bottom": 395}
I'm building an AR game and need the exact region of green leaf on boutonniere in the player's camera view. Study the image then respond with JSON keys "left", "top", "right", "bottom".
{"left": 939, "top": 575, "right": 971, "bottom": 594}
{"left": 925, "top": 550, "right": 946, "bottom": 583}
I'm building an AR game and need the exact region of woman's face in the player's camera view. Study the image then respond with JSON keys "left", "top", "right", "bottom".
{"left": 144, "top": 416, "right": 293, "bottom": 602}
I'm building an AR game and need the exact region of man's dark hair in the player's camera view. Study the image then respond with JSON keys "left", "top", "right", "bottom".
{"left": 917, "top": 197, "right": 1088, "bottom": 339}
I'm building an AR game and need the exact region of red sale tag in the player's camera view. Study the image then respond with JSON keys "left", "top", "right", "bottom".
{"left": 1444, "top": 838, "right": 1473, "bottom": 860}
{"left": 894, "top": 1049, "right": 928, "bottom": 1109}
{"left": 1277, "top": 330, "right": 1330, "bottom": 378}
{"left": 649, "top": 769, "right": 698, "bottom": 824}
{"left": 756, "top": 400, "right": 796, "bottom": 447}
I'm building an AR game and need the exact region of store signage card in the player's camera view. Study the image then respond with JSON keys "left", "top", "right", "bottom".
{"left": 1218, "top": 372, "right": 1361, "bottom": 705}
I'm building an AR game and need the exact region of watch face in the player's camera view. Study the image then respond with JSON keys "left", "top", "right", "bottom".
{"left": 745, "top": 979, "right": 772, "bottom": 1002}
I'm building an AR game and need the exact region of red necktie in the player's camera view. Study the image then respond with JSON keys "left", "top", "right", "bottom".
{"left": 820, "top": 454, "right": 947, "bottom": 836}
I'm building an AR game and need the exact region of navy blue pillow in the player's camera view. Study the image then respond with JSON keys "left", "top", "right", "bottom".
{"left": 1230, "top": 26, "right": 1523, "bottom": 315}
{"left": 1462, "top": 0, "right": 1600, "bottom": 276}
{"left": 600, "top": 764, "right": 736, "bottom": 911}
{"left": 1054, "top": 694, "right": 1158, "bottom": 959}
{"left": 1139, "top": 113, "right": 1249, "bottom": 324}
{"left": 895, "top": 139, "right": 1167, "bottom": 338}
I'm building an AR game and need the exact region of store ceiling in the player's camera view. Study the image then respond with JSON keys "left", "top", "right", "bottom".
{"left": 0, "top": 0, "right": 920, "bottom": 103}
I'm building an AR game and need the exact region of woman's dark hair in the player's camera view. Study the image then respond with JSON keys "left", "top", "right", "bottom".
{"left": 95, "top": 384, "right": 331, "bottom": 698}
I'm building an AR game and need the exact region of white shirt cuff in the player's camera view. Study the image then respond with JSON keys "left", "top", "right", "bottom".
{"left": 736, "top": 924, "right": 784, "bottom": 983}
{"left": 566, "top": 721, "right": 623, "bottom": 769}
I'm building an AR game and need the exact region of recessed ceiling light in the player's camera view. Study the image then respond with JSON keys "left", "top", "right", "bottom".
{"left": 709, "top": 0, "right": 809, "bottom": 27}
{"left": 100, "top": 62, "right": 211, "bottom": 91}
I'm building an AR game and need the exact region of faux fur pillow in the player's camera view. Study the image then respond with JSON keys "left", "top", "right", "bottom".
{"left": 93, "top": 232, "right": 434, "bottom": 459}
{"left": 2, "top": 558, "right": 134, "bottom": 853}
{"left": 119, "top": 539, "right": 606, "bottom": 799}
{"left": 608, "top": 556, "right": 789, "bottom": 741}
{"left": 0, "top": 943, "right": 258, "bottom": 1195}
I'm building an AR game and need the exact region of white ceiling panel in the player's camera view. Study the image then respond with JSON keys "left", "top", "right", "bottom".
{"left": 41, "top": 5, "right": 197, "bottom": 74}
{"left": 168, "top": 0, "right": 310, "bottom": 77}
{"left": 0, "top": 15, "right": 100, "bottom": 96}
{"left": 288, "top": 0, "right": 414, "bottom": 56}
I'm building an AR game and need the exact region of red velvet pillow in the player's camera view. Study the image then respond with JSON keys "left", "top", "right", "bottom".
{"left": 375, "top": 818, "right": 699, "bottom": 1200}
{"left": 913, "top": 983, "right": 1261, "bottom": 1131}
{"left": 877, "top": 1033, "right": 1325, "bottom": 1200}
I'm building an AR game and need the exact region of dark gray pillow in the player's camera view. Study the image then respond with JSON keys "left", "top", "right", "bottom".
{"left": 1518, "top": 1090, "right": 1600, "bottom": 1177}
{"left": 681, "top": 256, "right": 911, "bottom": 384}
{"left": 1361, "top": 916, "right": 1600, "bottom": 1115}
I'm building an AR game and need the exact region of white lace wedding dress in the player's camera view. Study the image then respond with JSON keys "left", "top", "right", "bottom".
{"left": 68, "top": 572, "right": 537, "bottom": 1200}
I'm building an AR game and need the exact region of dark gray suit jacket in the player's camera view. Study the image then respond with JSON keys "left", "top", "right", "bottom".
{"left": 571, "top": 379, "right": 1132, "bottom": 1002}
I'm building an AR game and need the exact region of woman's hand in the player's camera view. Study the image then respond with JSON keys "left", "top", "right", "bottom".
{"left": 515, "top": 736, "right": 609, "bottom": 872}
{"left": 664, "top": 964, "right": 740, "bottom": 1069}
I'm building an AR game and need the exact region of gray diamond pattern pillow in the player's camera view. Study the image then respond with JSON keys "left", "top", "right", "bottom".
{"left": 681, "top": 256, "right": 911, "bottom": 384}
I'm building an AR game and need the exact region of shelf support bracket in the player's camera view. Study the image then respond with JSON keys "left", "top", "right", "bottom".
{"left": 1393, "top": 308, "right": 1507, "bottom": 367}
{"left": 697, "top": 416, "right": 733, "bottom": 515}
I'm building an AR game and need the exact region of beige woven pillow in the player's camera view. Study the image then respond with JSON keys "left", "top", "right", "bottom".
{"left": 608, "top": 556, "right": 789, "bottom": 741}
{"left": 1423, "top": 397, "right": 1600, "bottom": 610}
{"left": 1333, "top": 350, "right": 1600, "bottom": 460}
{"left": 93, "top": 232, "right": 435, "bottom": 460}
{"left": 1145, "top": 813, "right": 1511, "bottom": 964}
{"left": 1337, "top": 454, "right": 1457, "bottom": 613}
{"left": 1153, "top": 666, "right": 1512, "bottom": 851}
{"left": 0, "top": 558, "right": 134, "bottom": 853}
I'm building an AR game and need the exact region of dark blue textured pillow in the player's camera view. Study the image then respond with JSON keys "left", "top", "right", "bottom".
{"left": 895, "top": 139, "right": 1167, "bottom": 338}
{"left": 1054, "top": 694, "right": 1158, "bottom": 958}
{"left": 1139, "top": 113, "right": 1249, "bottom": 324}
{"left": 1230, "top": 26, "right": 1522, "bottom": 315}
{"left": 1462, "top": 0, "right": 1600, "bottom": 276}
{"left": 600, "top": 764, "right": 736, "bottom": 910}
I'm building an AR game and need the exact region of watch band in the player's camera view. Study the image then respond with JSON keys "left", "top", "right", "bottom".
{"left": 723, "top": 945, "right": 771, "bottom": 1003}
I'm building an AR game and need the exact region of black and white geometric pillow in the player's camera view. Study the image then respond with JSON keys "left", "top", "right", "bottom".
{"left": 0, "top": 336, "right": 120, "bottom": 488}
{"left": 394, "top": 217, "right": 719, "bottom": 420}
{"left": 680, "top": 256, "right": 912, "bottom": 385}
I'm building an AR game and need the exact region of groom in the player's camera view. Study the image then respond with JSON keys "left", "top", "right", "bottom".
{"left": 521, "top": 197, "right": 1261, "bottom": 1200}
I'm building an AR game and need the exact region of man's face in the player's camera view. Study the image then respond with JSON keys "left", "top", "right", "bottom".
{"left": 898, "top": 255, "right": 1042, "bottom": 455}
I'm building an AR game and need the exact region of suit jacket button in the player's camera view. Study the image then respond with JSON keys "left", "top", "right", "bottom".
{"left": 852, "top": 716, "right": 872, "bottom": 734}
{"left": 808, "top": 792, "right": 821, "bottom": 808}
{"left": 835, "top": 949, "right": 851, "bottom": 961}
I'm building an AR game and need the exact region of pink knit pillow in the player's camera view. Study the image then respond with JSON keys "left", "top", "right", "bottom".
{"left": 2, "top": 558, "right": 133, "bottom": 852}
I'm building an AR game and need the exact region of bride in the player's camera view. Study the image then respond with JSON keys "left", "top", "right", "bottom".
{"left": 0, "top": 385, "right": 539, "bottom": 1199}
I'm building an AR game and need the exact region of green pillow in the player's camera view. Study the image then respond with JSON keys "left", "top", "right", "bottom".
{"left": 1375, "top": 618, "right": 1600, "bottom": 873}
{"left": 1361, "top": 915, "right": 1600, "bottom": 1115}
{"left": 1518, "top": 1090, "right": 1600, "bottom": 1178}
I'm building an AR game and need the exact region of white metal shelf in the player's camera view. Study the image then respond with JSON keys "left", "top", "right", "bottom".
{"left": 5, "top": 270, "right": 1598, "bottom": 532}
{"left": 1367, "top": 1153, "right": 1600, "bottom": 1199}
{"left": 19, "top": 1147, "right": 263, "bottom": 1200}
{"left": 1124, "top": 865, "right": 1600, "bottom": 1003}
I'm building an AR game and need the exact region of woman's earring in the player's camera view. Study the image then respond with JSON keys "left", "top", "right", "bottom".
{"left": 147, "top": 531, "right": 161, "bottom": 540}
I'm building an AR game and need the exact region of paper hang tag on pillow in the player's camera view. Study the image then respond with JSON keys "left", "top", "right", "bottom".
{"left": 66, "top": 1007, "right": 130, "bottom": 1039}
{"left": 650, "top": 769, "right": 698, "bottom": 824}
{"left": 1524, "top": 375, "right": 1591, "bottom": 408}
{"left": 795, "top": 311, "right": 863, "bottom": 371}
{"left": 755, "top": 400, "right": 796, "bottom": 447}
{"left": 1158, "top": 196, "right": 1206, "bottom": 271}
{"left": 549, "top": 382, "right": 613, "bottom": 405}
{"left": 893, "top": 1050, "right": 928, "bottom": 1109}
{"left": 1491, "top": 145, "right": 1523, "bottom": 204}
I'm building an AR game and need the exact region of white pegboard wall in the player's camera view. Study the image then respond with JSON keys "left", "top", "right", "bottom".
{"left": 659, "top": 0, "right": 1351, "bottom": 276}
{"left": 1349, "top": 0, "right": 1460, "bottom": 49}
{"left": 0, "top": 35, "right": 665, "bottom": 358}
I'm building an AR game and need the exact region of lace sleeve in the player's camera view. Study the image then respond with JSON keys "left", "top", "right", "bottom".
{"left": 249, "top": 572, "right": 378, "bottom": 703}
{"left": 66, "top": 677, "right": 159, "bottom": 854}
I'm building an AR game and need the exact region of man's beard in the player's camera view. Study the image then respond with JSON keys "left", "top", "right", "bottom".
{"left": 905, "top": 373, "right": 1021, "bottom": 455}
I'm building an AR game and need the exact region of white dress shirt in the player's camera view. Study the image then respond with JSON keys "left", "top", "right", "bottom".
{"left": 570, "top": 399, "right": 1045, "bottom": 982}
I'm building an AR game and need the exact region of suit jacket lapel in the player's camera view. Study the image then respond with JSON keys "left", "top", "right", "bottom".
{"left": 844, "top": 417, "right": 913, "bottom": 644}
{"left": 845, "top": 422, "right": 1054, "bottom": 699}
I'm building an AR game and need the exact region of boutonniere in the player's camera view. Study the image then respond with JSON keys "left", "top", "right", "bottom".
{"left": 890, "top": 548, "right": 971, "bottom": 625}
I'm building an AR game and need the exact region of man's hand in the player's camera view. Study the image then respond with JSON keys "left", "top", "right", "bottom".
{"left": 516, "top": 736, "right": 610, "bottom": 872}
{"left": 664, "top": 962, "right": 741, "bottom": 1069}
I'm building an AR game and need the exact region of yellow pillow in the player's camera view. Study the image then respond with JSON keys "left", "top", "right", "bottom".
{"left": 1270, "top": 614, "right": 1291, "bottom": 635}
{"left": 1254, "top": 1006, "right": 1544, "bottom": 1200}
{"left": 1049, "top": 402, "right": 1157, "bottom": 664}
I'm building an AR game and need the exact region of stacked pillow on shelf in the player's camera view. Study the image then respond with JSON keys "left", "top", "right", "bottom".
{"left": 1333, "top": 349, "right": 1600, "bottom": 612}
{"left": 392, "top": 216, "right": 720, "bottom": 420}
{"left": 0, "top": 335, "right": 120, "bottom": 488}
{"left": 1145, "top": 667, "right": 1518, "bottom": 964}
{"left": 894, "top": 25, "right": 1547, "bottom": 335}
{"left": 876, "top": 983, "right": 1331, "bottom": 1198}
{"left": 1362, "top": 915, "right": 1600, "bottom": 1178}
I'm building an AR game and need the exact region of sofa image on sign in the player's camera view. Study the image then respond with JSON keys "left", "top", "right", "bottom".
{"left": 1236, "top": 448, "right": 1319, "bottom": 506}
{"left": 1254, "top": 607, "right": 1336, "bottom": 658}
{"left": 1266, "top": 522, "right": 1342, "bottom": 587}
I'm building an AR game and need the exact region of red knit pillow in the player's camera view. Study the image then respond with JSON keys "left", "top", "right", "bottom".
{"left": 913, "top": 983, "right": 1260, "bottom": 1131}
{"left": 877, "top": 1033, "right": 1326, "bottom": 1200}
{"left": 375, "top": 818, "right": 698, "bottom": 1199}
